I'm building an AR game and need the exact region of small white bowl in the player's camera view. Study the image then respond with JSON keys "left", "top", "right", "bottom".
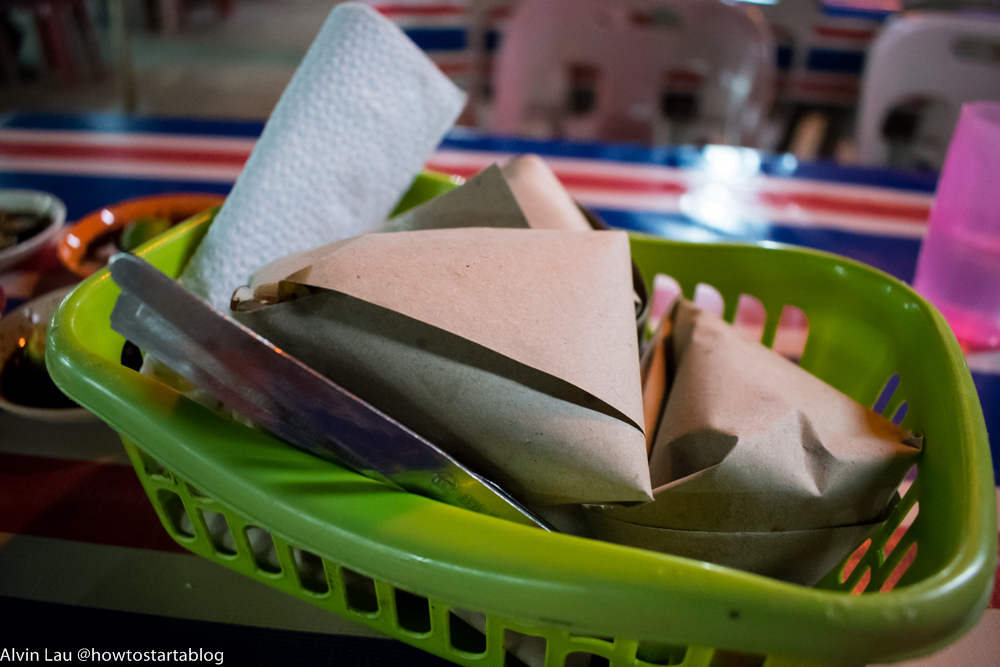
{"left": 0, "top": 189, "right": 68, "bottom": 274}
{"left": 0, "top": 285, "right": 96, "bottom": 422}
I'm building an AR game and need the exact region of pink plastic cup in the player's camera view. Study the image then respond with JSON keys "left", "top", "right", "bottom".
{"left": 913, "top": 101, "right": 1000, "bottom": 351}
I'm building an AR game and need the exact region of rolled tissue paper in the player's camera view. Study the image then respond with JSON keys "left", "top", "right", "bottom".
{"left": 179, "top": 2, "right": 467, "bottom": 311}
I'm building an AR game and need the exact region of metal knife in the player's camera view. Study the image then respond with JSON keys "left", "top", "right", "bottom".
{"left": 108, "top": 253, "right": 553, "bottom": 531}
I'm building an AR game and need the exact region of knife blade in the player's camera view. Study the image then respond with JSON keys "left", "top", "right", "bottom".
{"left": 108, "top": 253, "right": 553, "bottom": 531}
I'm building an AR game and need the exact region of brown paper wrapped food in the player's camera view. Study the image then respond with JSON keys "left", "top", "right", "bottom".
{"left": 588, "top": 299, "right": 922, "bottom": 584}
{"left": 232, "top": 226, "right": 652, "bottom": 506}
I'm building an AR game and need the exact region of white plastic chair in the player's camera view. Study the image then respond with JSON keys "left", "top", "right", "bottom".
{"left": 856, "top": 10, "right": 1000, "bottom": 167}
{"left": 489, "top": 0, "right": 776, "bottom": 147}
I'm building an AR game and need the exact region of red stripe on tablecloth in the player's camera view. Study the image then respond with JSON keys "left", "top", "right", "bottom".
{"left": 374, "top": 4, "right": 467, "bottom": 16}
{"left": 813, "top": 26, "right": 876, "bottom": 40}
{"left": 794, "top": 80, "right": 861, "bottom": 95}
{"left": 0, "top": 141, "right": 932, "bottom": 225}
{"left": 436, "top": 62, "right": 471, "bottom": 74}
{"left": 759, "top": 191, "right": 930, "bottom": 223}
{"left": 424, "top": 162, "right": 690, "bottom": 195}
{"left": 0, "top": 141, "right": 250, "bottom": 168}
{"left": 0, "top": 452, "right": 187, "bottom": 553}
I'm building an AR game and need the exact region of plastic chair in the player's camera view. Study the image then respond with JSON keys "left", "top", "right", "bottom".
{"left": 856, "top": 9, "right": 1000, "bottom": 168}
{"left": 761, "top": 0, "right": 891, "bottom": 108}
{"left": 156, "top": 0, "right": 236, "bottom": 34}
{"left": 0, "top": 0, "right": 104, "bottom": 85}
{"left": 489, "top": 0, "right": 776, "bottom": 147}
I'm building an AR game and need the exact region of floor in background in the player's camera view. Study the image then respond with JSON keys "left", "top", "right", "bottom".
{"left": 1, "top": 0, "right": 344, "bottom": 120}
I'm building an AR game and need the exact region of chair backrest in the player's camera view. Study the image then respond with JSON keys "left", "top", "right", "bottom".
{"left": 489, "top": 0, "right": 776, "bottom": 147}
{"left": 856, "top": 10, "right": 1000, "bottom": 167}
{"left": 761, "top": 0, "right": 891, "bottom": 108}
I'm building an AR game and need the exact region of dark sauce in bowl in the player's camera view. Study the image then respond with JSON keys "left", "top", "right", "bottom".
{"left": 0, "top": 211, "right": 52, "bottom": 251}
{"left": 0, "top": 345, "right": 78, "bottom": 409}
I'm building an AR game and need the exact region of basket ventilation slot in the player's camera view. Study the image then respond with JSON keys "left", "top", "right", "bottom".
{"left": 708, "top": 650, "right": 766, "bottom": 666}
{"left": 504, "top": 649, "right": 531, "bottom": 667}
{"left": 884, "top": 497, "right": 919, "bottom": 561}
{"left": 292, "top": 547, "right": 328, "bottom": 594}
{"left": 693, "top": 283, "right": 724, "bottom": 318}
{"left": 394, "top": 589, "right": 431, "bottom": 634}
{"left": 567, "top": 653, "right": 609, "bottom": 667}
{"left": 840, "top": 538, "right": 871, "bottom": 583}
{"left": 891, "top": 402, "right": 908, "bottom": 425}
{"left": 343, "top": 568, "right": 379, "bottom": 613}
{"left": 772, "top": 305, "right": 808, "bottom": 361}
{"left": 200, "top": 510, "right": 236, "bottom": 556}
{"left": 635, "top": 641, "right": 689, "bottom": 665}
{"left": 503, "top": 630, "right": 543, "bottom": 667}
{"left": 156, "top": 489, "right": 194, "bottom": 538}
{"left": 837, "top": 476, "right": 920, "bottom": 593}
{"left": 449, "top": 609, "right": 487, "bottom": 655}
{"left": 733, "top": 294, "right": 766, "bottom": 343}
{"left": 140, "top": 450, "right": 169, "bottom": 479}
{"left": 851, "top": 568, "right": 872, "bottom": 594}
{"left": 873, "top": 374, "right": 900, "bottom": 414}
{"left": 881, "top": 543, "right": 918, "bottom": 592}
{"left": 245, "top": 526, "right": 281, "bottom": 574}
{"left": 650, "top": 274, "right": 810, "bottom": 361}
{"left": 879, "top": 499, "right": 920, "bottom": 592}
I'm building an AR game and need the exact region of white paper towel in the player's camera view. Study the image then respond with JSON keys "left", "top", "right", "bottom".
{"left": 179, "top": 2, "right": 466, "bottom": 311}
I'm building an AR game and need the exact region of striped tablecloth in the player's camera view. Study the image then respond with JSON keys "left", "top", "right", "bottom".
{"left": 0, "top": 112, "right": 996, "bottom": 666}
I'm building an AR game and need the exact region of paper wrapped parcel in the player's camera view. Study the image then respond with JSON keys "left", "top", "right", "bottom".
{"left": 231, "top": 227, "right": 653, "bottom": 506}
{"left": 587, "top": 299, "right": 922, "bottom": 585}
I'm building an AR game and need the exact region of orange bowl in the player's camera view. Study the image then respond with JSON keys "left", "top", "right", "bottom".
{"left": 58, "top": 193, "right": 226, "bottom": 278}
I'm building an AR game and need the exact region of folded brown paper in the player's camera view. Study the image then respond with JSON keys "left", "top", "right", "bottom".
{"left": 586, "top": 508, "right": 892, "bottom": 586}
{"left": 380, "top": 164, "right": 530, "bottom": 233}
{"left": 500, "top": 155, "right": 593, "bottom": 231}
{"left": 588, "top": 299, "right": 921, "bottom": 584}
{"left": 233, "top": 227, "right": 652, "bottom": 505}
{"left": 382, "top": 156, "right": 594, "bottom": 234}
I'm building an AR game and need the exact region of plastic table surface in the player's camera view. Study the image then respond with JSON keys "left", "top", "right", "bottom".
{"left": 0, "top": 111, "right": 996, "bottom": 666}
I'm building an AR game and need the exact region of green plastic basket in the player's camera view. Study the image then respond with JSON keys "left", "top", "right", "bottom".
{"left": 47, "top": 174, "right": 996, "bottom": 667}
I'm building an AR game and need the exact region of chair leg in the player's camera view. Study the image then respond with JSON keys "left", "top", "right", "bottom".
{"left": 216, "top": 0, "right": 234, "bottom": 20}
{"left": 158, "top": 0, "right": 180, "bottom": 35}
{"left": 32, "top": 1, "right": 76, "bottom": 84}
{"left": 0, "top": 11, "right": 22, "bottom": 86}
{"left": 71, "top": 0, "right": 106, "bottom": 78}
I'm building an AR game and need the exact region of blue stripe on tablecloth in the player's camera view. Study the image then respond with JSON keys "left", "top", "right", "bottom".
{"left": 820, "top": 4, "right": 893, "bottom": 21}
{"left": 0, "top": 111, "right": 266, "bottom": 138}
{"left": 403, "top": 27, "right": 466, "bottom": 51}
{"left": 806, "top": 48, "right": 866, "bottom": 74}
{"left": 972, "top": 371, "right": 1000, "bottom": 486}
{"left": 440, "top": 133, "right": 939, "bottom": 193}
{"left": 783, "top": 159, "right": 937, "bottom": 194}
{"left": 777, "top": 45, "right": 793, "bottom": 70}
{"left": 400, "top": 27, "right": 499, "bottom": 52}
